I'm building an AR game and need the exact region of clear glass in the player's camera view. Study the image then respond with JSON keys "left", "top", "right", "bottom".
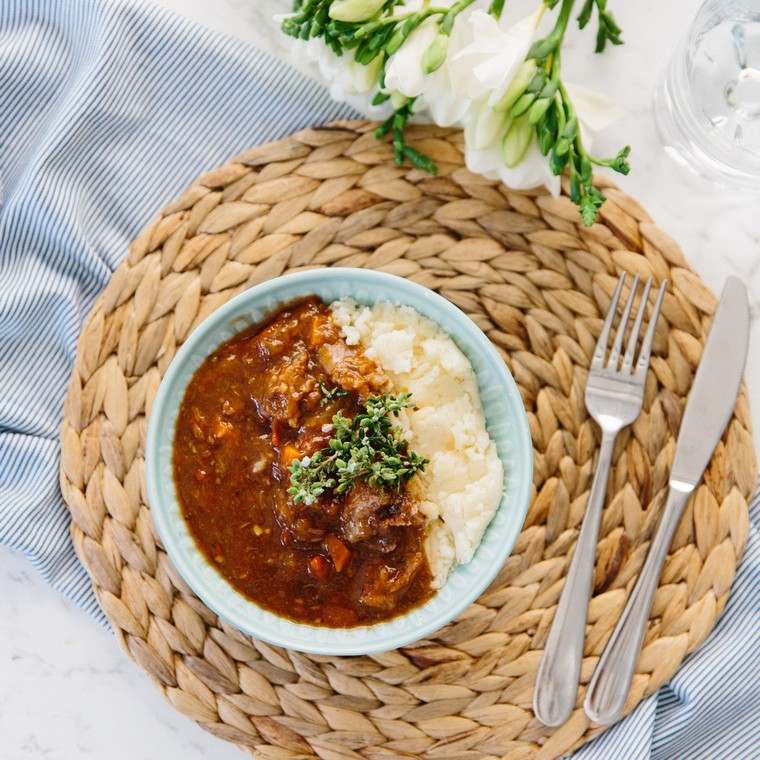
{"left": 654, "top": 0, "right": 760, "bottom": 190}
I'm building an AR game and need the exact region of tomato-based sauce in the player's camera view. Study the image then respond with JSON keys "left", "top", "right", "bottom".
{"left": 173, "top": 298, "right": 433, "bottom": 627}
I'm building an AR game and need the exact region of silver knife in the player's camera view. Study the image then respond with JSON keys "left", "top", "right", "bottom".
{"left": 584, "top": 276, "right": 750, "bottom": 725}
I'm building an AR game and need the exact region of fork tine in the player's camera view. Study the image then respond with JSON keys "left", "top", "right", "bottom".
{"left": 607, "top": 275, "right": 640, "bottom": 370}
{"left": 591, "top": 274, "right": 626, "bottom": 370}
{"left": 634, "top": 280, "right": 668, "bottom": 380}
{"left": 621, "top": 277, "right": 653, "bottom": 373}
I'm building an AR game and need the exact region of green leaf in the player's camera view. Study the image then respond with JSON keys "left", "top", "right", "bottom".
{"left": 579, "top": 187, "right": 605, "bottom": 226}
{"left": 577, "top": 0, "right": 594, "bottom": 29}
{"left": 404, "top": 146, "right": 438, "bottom": 174}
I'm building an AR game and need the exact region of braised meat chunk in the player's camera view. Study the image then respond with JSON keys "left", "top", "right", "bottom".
{"left": 341, "top": 482, "right": 421, "bottom": 543}
{"left": 354, "top": 552, "right": 427, "bottom": 611}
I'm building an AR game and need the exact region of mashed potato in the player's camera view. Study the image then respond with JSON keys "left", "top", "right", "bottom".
{"left": 330, "top": 299, "right": 504, "bottom": 586}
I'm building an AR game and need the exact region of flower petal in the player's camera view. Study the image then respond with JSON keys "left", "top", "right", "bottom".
{"left": 428, "top": 92, "right": 469, "bottom": 127}
{"left": 452, "top": 8, "right": 541, "bottom": 105}
{"left": 385, "top": 22, "right": 438, "bottom": 98}
{"left": 465, "top": 99, "right": 508, "bottom": 150}
{"left": 464, "top": 143, "right": 503, "bottom": 181}
{"left": 486, "top": 8, "right": 544, "bottom": 105}
{"left": 499, "top": 142, "right": 561, "bottom": 194}
{"left": 566, "top": 82, "right": 625, "bottom": 134}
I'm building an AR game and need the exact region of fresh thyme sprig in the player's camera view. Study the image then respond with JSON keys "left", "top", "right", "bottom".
{"left": 288, "top": 393, "right": 427, "bottom": 505}
{"left": 318, "top": 380, "right": 348, "bottom": 405}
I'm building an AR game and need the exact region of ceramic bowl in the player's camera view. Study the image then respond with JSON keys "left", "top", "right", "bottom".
{"left": 145, "top": 268, "right": 532, "bottom": 655}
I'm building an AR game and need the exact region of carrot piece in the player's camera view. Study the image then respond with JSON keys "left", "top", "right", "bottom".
{"left": 308, "top": 555, "right": 330, "bottom": 581}
{"left": 308, "top": 314, "right": 331, "bottom": 347}
{"left": 325, "top": 535, "right": 351, "bottom": 573}
{"left": 280, "top": 444, "right": 301, "bottom": 468}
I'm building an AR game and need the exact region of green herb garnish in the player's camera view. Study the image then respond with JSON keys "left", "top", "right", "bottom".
{"left": 288, "top": 392, "right": 428, "bottom": 505}
{"left": 318, "top": 380, "right": 349, "bottom": 405}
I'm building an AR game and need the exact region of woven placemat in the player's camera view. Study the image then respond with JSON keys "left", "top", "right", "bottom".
{"left": 59, "top": 121, "right": 757, "bottom": 760}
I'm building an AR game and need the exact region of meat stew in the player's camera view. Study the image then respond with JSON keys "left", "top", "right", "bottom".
{"left": 173, "top": 297, "right": 433, "bottom": 627}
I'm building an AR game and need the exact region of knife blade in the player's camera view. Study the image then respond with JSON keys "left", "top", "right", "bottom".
{"left": 584, "top": 276, "right": 751, "bottom": 725}
{"left": 670, "top": 276, "right": 751, "bottom": 489}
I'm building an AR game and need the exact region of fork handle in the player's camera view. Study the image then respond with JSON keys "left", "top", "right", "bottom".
{"left": 533, "top": 430, "right": 617, "bottom": 727}
{"left": 584, "top": 486, "right": 691, "bottom": 724}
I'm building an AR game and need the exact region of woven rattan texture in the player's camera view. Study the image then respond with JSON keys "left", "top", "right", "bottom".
{"left": 59, "top": 122, "right": 757, "bottom": 760}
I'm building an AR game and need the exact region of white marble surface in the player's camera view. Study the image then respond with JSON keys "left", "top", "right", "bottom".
{"left": 1, "top": 1, "right": 758, "bottom": 758}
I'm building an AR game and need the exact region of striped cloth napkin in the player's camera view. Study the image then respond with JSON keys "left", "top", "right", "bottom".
{"left": 0, "top": 1, "right": 757, "bottom": 758}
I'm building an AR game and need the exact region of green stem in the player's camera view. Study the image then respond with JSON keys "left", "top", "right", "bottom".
{"left": 357, "top": 6, "right": 446, "bottom": 31}
{"left": 528, "top": 0, "right": 576, "bottom": 59}
{"left": 440, "top": 0, "right": 477, "bottom": 33}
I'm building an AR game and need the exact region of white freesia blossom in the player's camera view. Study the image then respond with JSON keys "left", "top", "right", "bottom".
{"left": 275, "top": 10, "right": 391, "bottom": 118}
{"left": 451, "top": 8, "right": 543, "bottom": 106}
{"left": 466, "top": 138, "right": 563, "bottom": 195}
{"left": 454, "top": 7, "right": 622, "bottom": 193}
{"left": 566, "top": 82, "right": 626, "bottom": 146}
{"left": 300, "top": 37, "right": 392, "bottom": 118}
{"left": 464, "top": 85, "right": 624, "bottom": 194}
{"left": 453, "top": 7, "right": 551, "bottom": 189}
{"left": 276, "top": 2, "right": 625, "bottom": 197}
{"left": 384, "top": 0, "right": 486, "bottom": 126}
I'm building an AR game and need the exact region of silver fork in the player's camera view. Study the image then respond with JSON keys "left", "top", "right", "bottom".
{"left": 533, "top": 273, "right": 667, "bottom": 727}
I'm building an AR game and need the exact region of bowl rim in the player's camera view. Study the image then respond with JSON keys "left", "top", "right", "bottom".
{"left": 146, "top": 268, "right": 532, "bottom": 655}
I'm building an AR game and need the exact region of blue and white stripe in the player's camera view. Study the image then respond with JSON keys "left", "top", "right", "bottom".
{"left": 0, "top": 1, "right": 757, "bottom": 757}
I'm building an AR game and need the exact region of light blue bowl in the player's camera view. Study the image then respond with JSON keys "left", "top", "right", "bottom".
{"left": 146, "top": 268, "right": 532, "bottom": 655}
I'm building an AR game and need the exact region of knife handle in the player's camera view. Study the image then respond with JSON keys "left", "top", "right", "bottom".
{"left": 584, "top": 485, "right": 692, "bottom": 725}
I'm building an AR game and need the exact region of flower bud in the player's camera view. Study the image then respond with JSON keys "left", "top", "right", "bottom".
{"left": 329, "top": 0, "right": 385, "bottom": 24}
{"left": 390, "top": 91, "right": 408, "bottom": 110}
{"left": 528, "top": 96, "right": 552, "bottom": 125}
{"left": 502, "top": 116, "right": 534, "bottom": 168}
{"left": 422, "top": 33, "right": 449, "bottom": 75}
{"left": 494, "top": 60, "right": 537, "bottom": 113}
{"left": 510, "top": 91, "right": 537, "bottom": 119}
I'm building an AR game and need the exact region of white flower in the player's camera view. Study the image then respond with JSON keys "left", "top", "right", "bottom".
{"left": 454, "top": 7, "right": 550, "bottom": 188}
{"left": 566, "top": 82, "right": 626, "bottom": 151}
{"left": 450, "top": 7, "right": 543, "bottom": 106}
{"left": 466, "top": 133, "right": 562, "bottom": 195}
{"left": 384, "top": 0, "right": 486, "bottom": 127}
{"left": 464, "top": 84, "right": 624, "bottom": 194}
{"left": 453, "top": 6, "right": 622, "bottom": 194}
{"left": 276, "top": 3, "right": 624, "bottom": 198}
{"left": 294, "top": 37, "right": 392, "bottom": 119}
